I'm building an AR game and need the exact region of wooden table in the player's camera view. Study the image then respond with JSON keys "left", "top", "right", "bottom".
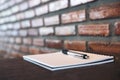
{"left": 0, "top": 58, "right": 120, "bottom": 80}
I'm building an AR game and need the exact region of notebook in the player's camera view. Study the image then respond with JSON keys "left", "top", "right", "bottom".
{"left": 23, "top": 50, "right": 114, "bottom": 71}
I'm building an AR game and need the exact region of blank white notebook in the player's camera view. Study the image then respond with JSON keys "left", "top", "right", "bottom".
{"left": 23, "top": 51, "right": 114, "bottom": 71}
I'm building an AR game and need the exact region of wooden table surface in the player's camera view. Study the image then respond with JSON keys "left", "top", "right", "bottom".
{"left": 0, "top": 58, "right": 120, "bottom": 80}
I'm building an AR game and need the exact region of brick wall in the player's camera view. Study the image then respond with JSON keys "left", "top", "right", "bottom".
{"left": 0, "top": 0, "right": 120, "bottom": 58}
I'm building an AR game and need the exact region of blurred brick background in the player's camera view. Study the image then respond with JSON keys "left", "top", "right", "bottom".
{"left": 0, "top": 0, "right": 120, "bottom": 59}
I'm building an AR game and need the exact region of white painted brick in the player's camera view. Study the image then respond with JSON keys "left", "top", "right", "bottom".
{"left": 49, "top": 0, "right": 68, "bottom": 12}
{"left": 29, "top": 0, "right": 41, "bottom": 7}
{"left": 13, "top": 22, "right": 20, "bottom": 30}
{"left": 55, "top": 25, "right": 76, "bottom": 36}
{"left": 24, "top": 10, "right": 35, "bottom": 18}
{"left": 35, "top": 5, "right": 48, "bottom": 16}
{"left": 70, "top": 0, "right": 94, "bottom": 6}
{"left": 16, "top": 12, "right": 25, "bottom": 20}
{"left": 21, "top": 20, "right": 30, "bottom": 28}
{"left": 11, "top": 5, "right": 19, "bottom": 13}
{"left": 39, "top": 27, "right": 54, "bottom": 35}
{"left": 19, "top": 30, "right": 28, "bottom": 37}
{"left": 44, "top": 15, "right": 59, "bottom": 26}
{"left": 41, "top": 0, "right": 49, "bottom": 3}
{"left": 31, "top": 18, "right": 43, "bottom": 27}
{"left": 19, "top": 2, "right": 28, "bottom": 11}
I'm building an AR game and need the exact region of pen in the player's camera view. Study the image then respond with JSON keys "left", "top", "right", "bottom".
{"left": 62, "top": 49, "right": 89, "bottom": 59}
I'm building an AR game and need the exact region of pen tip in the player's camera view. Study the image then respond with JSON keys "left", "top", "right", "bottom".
{"left": 62, "top": 49, "right": 68, "bottom": 54}
{"left": 83, "top": 55, "right": 89, "bottom": 59}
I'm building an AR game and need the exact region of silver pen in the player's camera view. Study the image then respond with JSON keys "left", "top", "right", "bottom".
{"left": 62, "top": 49, "right": 89, "bottom": 59}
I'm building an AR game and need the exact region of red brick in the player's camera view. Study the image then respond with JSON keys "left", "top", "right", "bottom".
{"left": 61, "top": 10, "right": 86, "bottom": 24}
{"left": 45, "top": 39, "right": 62, "bottom": 49}
{"left": 70, "top": 0, "right": 94, "bottom": 6}
{"left": 29, "top": 47, "right": 56, "bottom": 54}
{"left": 19, "top": 30, "right": 28, "bottom": 37}
{"left": 28, "top": 29, "right": 38, "bottom": 36}
{"left": 24, "top": 10, "right": 35, "bottom": 19}
{"left": 31, "top": 18, "right": 43, "bottom": 27}
{"left": 115, "top": 21, "right": 120, "bottom": 35}
{"left": 44, "top": 15, "right": 59, "bottom": 26}
{"left": 15, "top": 37, "right": 22, "bottom": 44}
{"left": 10, "top": 51, "right": 23, "bottom": 58}
{"left": 28, "top": 0, "right": 41, "bottom": 8}
{"left": 88, "top": 42, "right": 120, "bottom": 55}
{"left": 29, "top": 47, "right": 41, "bottom": 54}
{"left": 23, "top": 38, "right": 32, "bottom": 45}
{"left": 78, "top": 24, "right": 109, "bottom": 36}
{"left": 35, "top": 5, "right": 48, "bottom": 16}
{"left": 19, "top": 2, "right": 29, "bottom": 11}
{"left": 55, "top": 25, "right": 76, "bottom": 36}
{"left": 20, "top": 45, "right": 29, "bottom": 53}
{"left": 5, "top": 51, "right": 23, "bottom": 59}
{"left": 90, "top": 2, "right": 120, "bottom": 20}
{"left": 21, "top": 20, "right": 30, "bottom": 28}
{"left": 49, "top": 0, "right": 68, "bottom": 12}
{"left": 39, "top": 27, "right": 54, "bottom": 36}
{"left": 64, "top": 40, "right": 86, "bottom": 51}
{"left": 33, "top": 38, "right": 44, "bottom": 46}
